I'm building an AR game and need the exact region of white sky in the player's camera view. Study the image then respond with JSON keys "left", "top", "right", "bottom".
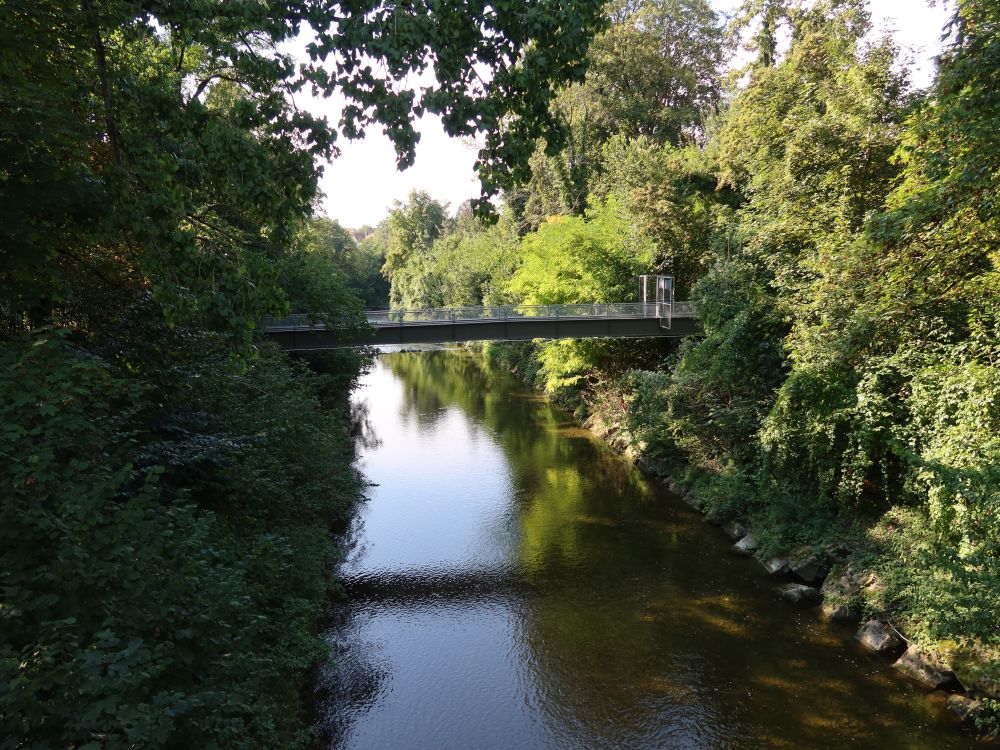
{"left": 301, "top": 0, "right": 951, "bottom": 228}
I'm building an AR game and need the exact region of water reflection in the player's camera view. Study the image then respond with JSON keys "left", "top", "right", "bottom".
{"left": 320, "top": 351, "right": 975, "bottom": 749}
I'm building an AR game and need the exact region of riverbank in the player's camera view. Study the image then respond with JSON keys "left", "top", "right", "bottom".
{"left": 477, "top": 340, "right": 1000, "bottom": 741}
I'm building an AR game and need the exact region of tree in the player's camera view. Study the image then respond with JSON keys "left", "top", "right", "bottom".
{"left": 380, "top": 191, "right": 449, "bottom": 308}
{"left": 0, "top": 0, "right": 607, "bottom": 340}
{"left": 506, "top": 197, "right": 656, "bottom": 389}
{"left": 296, "top": 218, "right": 389, "bottom": 308}
{"left": 593, "top": 135, "right": 733, "bottom": 295}
{"left": 509, "top": 197, "right": 654, "bottom": 306}
{"left": 668, "top": 0, "right": 912, "bottom": 488}
{"left": 430, "top": 206, "right": 522, "bottom": 307}
{"left": 510, "top": 0, "right": 725, "bottom": 225}
{"left": 588, "top": 0, "right": 725, "bottom": 144}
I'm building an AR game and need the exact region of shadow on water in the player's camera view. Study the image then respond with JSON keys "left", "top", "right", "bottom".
{"left": 318, "top": 350, "right": 980, "bottom": 750}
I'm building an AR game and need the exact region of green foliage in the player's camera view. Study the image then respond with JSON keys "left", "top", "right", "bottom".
{"left": 499, "top": 0, "right": 1000, "bottom": 690}
{"left": 593, "top": 135, "right": 733, "bottom": 295}
{"left": 665, "top": 0, "right": 910, "bottom": 488}
{"left": 294, "top": 218, "right": 389, "bottom": 311}
{"left": 587, "top": 0, "right": 725, "bottom": 144}
{"left": 853, "top": 503, "right": 1000, "bottom": 690}
{"left": 430, "top": 209, "right": 523, "bottom": 307}
{"left": 667, "top": 259, "right": 789, "bottom": 469}
{"left": 505, "top": 198, "right": 657, "bottom": 391}
{"left": 377, "top": 194, "right": 520, "bottom": 310}
{"left": 508, "top": 0, "right": 725, "bottom": 224}
{"left": 652, "top": 0, "right": 999, "bottom": 679}
{"left": 0, "top": 330, "right": 364, "bottom": 748}
{"left": 380, "top": 191, "right": 449, "bottom": 308}
{"left": 483, "top": 341, "right": 545, "bottom": 390}
{"left": 746, "top": 2, "right": 1000, "bottom": 654}
{"left": 1, "top": 334, "right": 241, "bottom": 748}
{"left": 623, "top": 369, "right": 678, "bottom": 460}
{"left": 0, "top": 0, "right": 607, "bottom": 338}
{"left": 509, "top": 197, "right": 654, "bottom": 305}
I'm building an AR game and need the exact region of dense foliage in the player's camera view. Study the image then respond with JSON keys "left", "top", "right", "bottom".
{"left": 368, "top": 191, "right": 521, "bottom": 309}
{"left": 381, "top": 0, "right": 1000, "bottom": 716}
{"left": 295, "top": 218, "right": 390, "bottom": 309}
{"left": 1, "top": 0, "right": 608, "bottom": 745}
{"left": 1, "top": 330, "right": 364, "bottom": 748}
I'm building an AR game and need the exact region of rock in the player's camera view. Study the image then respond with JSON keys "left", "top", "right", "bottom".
{"left": 946, "top": 694, "right": 986, "bottom": 724}
{"left": 855, "top": 620, "right": 906, "bottom": 658}
{"left": 823, "top": 602, "right": 861, "bottom": 626}
{"left": 721, "top": 521, "right": 748, "bottom": 541}
{"left": 821, "top": 541, "right": 853, "bottom": 564}
{"left": 680, "top": 490, "right": 702, "bottom": 511}
{"left": 954, "top": 664, "right": 1000, "bottom": 701}
{"left": 733, "top": 533, "right": 759, "bottom": 556}
{"left": 635, "top": 456, "right": 661, "bottom": 477}
{"left": 773, "top": 582, "right": 821, "bottom": 606}
{"left": 758, "top": 556, "right": 792, "bottom": 577}
{"left": 860, "top": 570, "right": 886, "bottom": 600}
{"left": 820, "top": 566, "right": 862, "bottom": 625}
{"left": 894, "top": 649, "right": 962, "bottom": 691}
{"left": 789, "top": 547, "right": 829, "bottom": 585}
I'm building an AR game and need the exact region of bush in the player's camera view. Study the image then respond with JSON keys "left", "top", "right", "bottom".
{"left": 0, "top": 329, "right": 363, "bottom": 749}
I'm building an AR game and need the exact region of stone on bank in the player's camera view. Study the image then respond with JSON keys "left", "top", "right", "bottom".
{"left": 732, "top": 533, "right": 759, "bottom": 556}
{"left": 721, "top": 521, "right": 747, "bottom": 541}
{"left": 773, "top": 582, "right": 821, "bottom": 607}
{"left": 820, "top": 565, "right": 862, "bottom": 625}
{"left": 855, "top": 620, "right": 906, "bottom": 658}
{"left": 894, "top": 649, "right": 962, "bottom": 691}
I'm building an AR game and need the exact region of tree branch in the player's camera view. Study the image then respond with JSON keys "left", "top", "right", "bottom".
{"left": 82, "top": 0, "right": 122, "bottom": 166}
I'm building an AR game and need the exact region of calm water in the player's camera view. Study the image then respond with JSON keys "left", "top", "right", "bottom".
{"left": 318, "top": 350, "right": 975, "bottom": 749}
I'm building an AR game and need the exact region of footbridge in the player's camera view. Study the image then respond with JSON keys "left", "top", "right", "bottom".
{"left": 264, "top": 300, "right": 698, "bottom": 351}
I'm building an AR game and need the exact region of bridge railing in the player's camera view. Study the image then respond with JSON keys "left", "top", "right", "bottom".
{"left": 264, "top": 301, "right": 694, "bottom": 330}
{"left": 364, "top": 302, "right": 668, "bottom": 325}
{"left": 672, "top": 301, "right": 693, "bottom": 317}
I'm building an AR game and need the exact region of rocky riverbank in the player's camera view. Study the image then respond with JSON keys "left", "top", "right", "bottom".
{"left": 629, "top": 451, "right": 999, "bottom": 739}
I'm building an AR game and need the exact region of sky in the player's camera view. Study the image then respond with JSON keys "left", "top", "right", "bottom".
{"left": 299, "top": 0, "right": 952, "bottom": 229}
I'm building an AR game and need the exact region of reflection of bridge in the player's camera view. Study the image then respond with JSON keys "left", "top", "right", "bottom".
{"left": 264, "top": 301, "right": 699, "bottom": 350}
{"left": 341, "top": 567, "right": 541, "bottom": 604}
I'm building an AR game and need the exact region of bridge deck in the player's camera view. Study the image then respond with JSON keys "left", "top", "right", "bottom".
{"left": 264, "top": 302, "right": 698, "bottom": 350}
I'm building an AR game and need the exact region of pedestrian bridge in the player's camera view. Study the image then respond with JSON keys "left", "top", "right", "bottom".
{"left": 264, "top": 301, "right": 698, "bottom": 351}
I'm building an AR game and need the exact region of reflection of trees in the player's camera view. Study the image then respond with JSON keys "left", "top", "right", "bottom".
{"left": 384, "top": 350, "right": 651, "bottom": 535}
{"left": 330, "top": 351, "right": 966, "bottom": 749}
{"left": 315, "top": 614, "right": 390, "bottom": 748}
{"left": 349, "top": 397, "right": 380, "bottom": 450}
{"left": 385, "top": 354, "right": 719, "bottom": 732}
{"left": 383, "top": 351, "right": 731, "bottom": 743}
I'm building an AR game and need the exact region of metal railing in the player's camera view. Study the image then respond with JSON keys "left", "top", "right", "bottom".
{"left": 264, "top": 301, "right": 694, "bottom": 331}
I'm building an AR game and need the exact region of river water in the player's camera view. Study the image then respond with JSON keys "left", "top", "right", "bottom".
{"left": 318, "top": 350, "right": 975, "bottom": 749}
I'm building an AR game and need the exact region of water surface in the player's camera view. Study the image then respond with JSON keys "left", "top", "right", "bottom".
{"left": 319, "top": 350, "right": 974, "bottom": 749}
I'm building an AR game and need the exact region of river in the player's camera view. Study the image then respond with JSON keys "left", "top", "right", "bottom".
{"left": 317, "top": 349, "right": 975, "bottom": 749}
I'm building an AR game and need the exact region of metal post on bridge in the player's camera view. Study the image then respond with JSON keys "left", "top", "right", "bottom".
{"left": 638, "top": 273, "right": 674, "bottom": 327}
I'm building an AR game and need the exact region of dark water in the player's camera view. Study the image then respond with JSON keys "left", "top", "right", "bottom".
{"left": 319, "top": 350, "right": 976, "bottom": 749}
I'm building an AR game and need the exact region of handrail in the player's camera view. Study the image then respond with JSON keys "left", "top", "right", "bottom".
{"left": 263, "top": 301, "right": 694, "bottom": 331}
